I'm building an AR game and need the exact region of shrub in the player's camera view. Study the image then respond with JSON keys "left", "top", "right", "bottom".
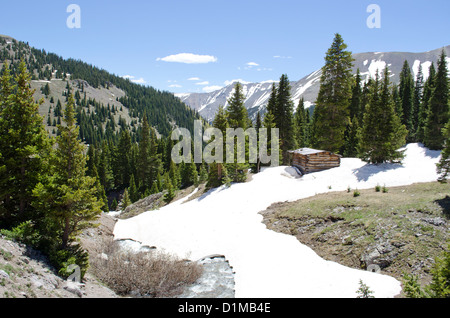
{"left": 402, "top": 244, "right": 450, "bottom": 298}
{"left": 0, "top": 221, "right": 41, "bottom": 248}
{"left": 353, "top": 190, "right": 360, "bottom": 197}
{"left": 356, "top": 280, "right": 374, "bottom": 298}
{"left": 90, "top": 240, "right": 203, "bottom": 298}
{"left": 48, "top": 244, "right": 89, "bottom": 280}
{"left": 375, "top": 184, "right": 381, "bottom": 192}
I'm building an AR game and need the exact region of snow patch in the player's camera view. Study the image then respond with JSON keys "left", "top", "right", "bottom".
{"left": 114, "top": 144, "right": 441, "bottom": 298}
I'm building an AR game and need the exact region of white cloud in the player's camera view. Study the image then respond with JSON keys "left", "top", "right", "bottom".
{"left": 246, "top": 62, "right": 259, "bottom": 67}
{"left": 202, "top": 85, "right": 223, "bottom": 93}
{"left": 122, "top": 75, "right": 147, "bottom": 85}
{"left": 156, "top": 53, "right": 218, "bottom": 64}
{"left": 224, "top": 79, "right": 250, "bottom": 86}
{"left": 188, "top": 77, "right": 201, "bottom": 81}
{"left": 273, "top": 55, "right": 292, "bottom": 59}
{"left": 196, "top": 81, "right": 210, "bottom": 86}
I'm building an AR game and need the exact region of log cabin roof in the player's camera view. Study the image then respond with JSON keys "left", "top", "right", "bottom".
{"left": 288, "top": 148, "right": 340, "bottom": 156}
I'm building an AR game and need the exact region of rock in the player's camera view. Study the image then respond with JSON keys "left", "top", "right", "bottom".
{"left": 0, "top": 269, "right": 10, "bottom": 279}
{"left": 63, "top": 281, "right": 84, "bottom": 298}
{"left": 421, "top": 217, "right": 446, "bottom": 227}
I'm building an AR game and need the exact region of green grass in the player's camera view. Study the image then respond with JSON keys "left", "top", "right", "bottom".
{"left": 265, "top": 181, "right": 449, "bottom": 282}
{"left": 280, "top": 182, "right": 449, "bottom": 222}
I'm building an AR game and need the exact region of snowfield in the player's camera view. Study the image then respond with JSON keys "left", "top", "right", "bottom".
{"left": 113, "top": 143, "right": 442, "bottom": 298}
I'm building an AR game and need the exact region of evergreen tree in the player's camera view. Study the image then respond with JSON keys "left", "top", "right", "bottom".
{"left": 137, "top": 116, "right": 153, "bottom": 192}
{"left": 313, "top": 33, "right": 354, "bottom": 153}
{"left": 424, "top": 50, "right": 449, "bottom": 150}
{"left": 417, "top": 63, "right": 436, "bottom": 143}
{"left": 120, "top": 189, "right": 131, "bottom": 210}
{"left": 399, "top": 60, "right": 415, "bottom": 141}
{"left": 262, "top": 110, "right": 277, "bottom": 157}
{"left": 412, "top": 64, "right": 424, "bottom": 142}
{"left": 266, "top": 83, "right": 278, "bottom": 116}
{"left": 199, "top": 162, "right": 208, "bottom": 183}
{"left": 275, "top": 74, "right": 295, "bottom": 164}
{"left": 97, "top": 141, "right": 114, "bottom": 191}
{"left": 343, "top": 116, "right": 360, "bottom": 158}
{"left": 0, "top": 61, "right": 52, "bottom": 226}
{"left": 115, "top": 129, "right": 132, "bottom": 188}
{"left": 349, "top": 69, "right": 362, "bottom": 121}
{"left": 225, "top": 83, "right": 250, "bottom": 182}
{"left": 359, "top": 68, "right": 407, "bottom": 164}
{"left": 128, "top": 174, "right": 140, "bottom": 203}
{"left": 33, "top": 90, "right": 102, "bottom": 249}
{"left": 164, "top": 177, "right": 175, "bottom": 203}
{"left": 294, "top": 98, "right": 307, "bottom": 148}
{"left": 437, "top": 120, "right": 450, "bottom": 182}
{"left": 226, "top": 82, "right": 249, "bottom": 129}
{"left": 208, "top": 106, "right": 228, "bottom": 186}
{"left": 251, "top": 111, "right": 263, "bottom": 173}
{"left": 343, "top": 70, "right": 363, "bottom": 157}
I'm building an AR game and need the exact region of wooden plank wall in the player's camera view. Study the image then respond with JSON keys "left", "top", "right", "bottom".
{"left": 292, "top": 152, "right": 340, "bottom": 174}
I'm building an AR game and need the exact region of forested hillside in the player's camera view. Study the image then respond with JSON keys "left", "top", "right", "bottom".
{"left": 0, "top": 35, "right": 201, "bottom": 141}
{"left": 0, "top": 35, "right": 207, "bottom": 279}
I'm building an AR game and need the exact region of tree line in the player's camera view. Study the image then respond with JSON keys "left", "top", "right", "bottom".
{"left": 207, "top": 33, "right": 449, "bottom": 186}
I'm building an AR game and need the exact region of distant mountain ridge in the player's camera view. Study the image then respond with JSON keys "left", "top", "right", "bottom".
{"left": 177, "top": 45, "right": 450, "bottom": 122}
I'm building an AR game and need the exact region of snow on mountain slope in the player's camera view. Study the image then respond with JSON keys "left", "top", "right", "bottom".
{"left": 177, "top": 45, "right": 450, "bottom": 122}
{"left": 113, "top": 143, "right": 442, "bottom": 298}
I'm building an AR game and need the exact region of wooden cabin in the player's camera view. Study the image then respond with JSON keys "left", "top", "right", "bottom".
{"left": 288, "top": 148, "right": 341, "bottom": 175}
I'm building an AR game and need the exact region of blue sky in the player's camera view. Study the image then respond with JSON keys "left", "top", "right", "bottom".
{"left": 1, "top": 0, "right": 449, "bottom": 94}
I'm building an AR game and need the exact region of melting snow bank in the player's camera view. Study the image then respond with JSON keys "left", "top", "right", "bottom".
{"left": 113, "top": 144, "right": 441, "bottom": 298}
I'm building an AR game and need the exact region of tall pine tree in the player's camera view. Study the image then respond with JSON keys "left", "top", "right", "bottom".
{"left": 399, "top": 60, "right": 415, "bottom": 141}
{"left": 312, "top": 33, "right": 354, "bottom": 153}
{"left": 33, "top": 90, "right": 102, "bottom": 249}
{"left": 0, "top": 61, "right": 51, "bottom": 226}
{"left": 275, "top": 74, "right": 295, "bottom": 164}
{"left": 294, "top": 97, "right": 307, "bottom": 148}
{"left": 424, "top": 50, "right": 449, "bottom": 150}
{"left": 359, "top": 68, "right": 407, "bottom": 163}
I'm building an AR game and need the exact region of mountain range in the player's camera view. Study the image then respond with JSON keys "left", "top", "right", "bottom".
{"left": 177, "top": 45, "right": 450, "bottom": 122}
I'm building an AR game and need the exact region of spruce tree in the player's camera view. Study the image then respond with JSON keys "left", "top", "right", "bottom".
{"left": 121, "top": 188, "right": 131, "bottom": 210}
{"left": 208, "top": 106, "right": 228, "bottom": 186}
{"left": 33, "top": 90, "right": 102, "bottom": 249}
{"left": 225, "top": 83, "right": 250, "bottom": 182}
{"left": 399, "top": 60, "right": 415, "bottom": 141}
{"left": 417, "top": 63, "right": 436, "bottom": 143}
{"left": 266, "top": 83, "right": 278, "bottom": 116}
{"left": 313, "top": 33, "right": 354, "bottom": 153}
{"left": 294, "top": 98, "right": 307, "bottom": 148}
{"left": 437, "top": 120, "right": 450, "bottom": 182}
{"left": 275, "top": 74, "right": 295, "bottom": 164}
{"left": 226, "top": 82, "right": 248, "bottom": 129}
{"left": 97, "top": 141, "right": 114, "bottom": 191}
{"left": 424, "top": 50, "right": 449, "bottom": 150}
{"left": 0, "top": 61, "right": 52, "bottom": 226}
{"left": 137, "top": 116, "right": 156, "bottom": 193}
{"left": 359, "top": 68, "right": 407, "bottom": 163}
{"left": 343, "top": 116, "right": 360, "bottom": 158}
{"left": 128, "top": 174, "right": 140, "bottom": 203}
{"left": 262, "top": 110, "right": 279, "bottom": 165}
{"left": 115, "top": 129, "right": 132, "bottom": 188}
{"left": 349, "top": 69, "right": 362, "bottom": 121}
{"left": 412, "top": 64, "right": 424, "bottom": 142}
